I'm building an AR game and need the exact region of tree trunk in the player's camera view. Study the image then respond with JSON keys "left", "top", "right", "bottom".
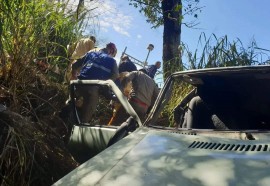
{"left": 162, "top": 0, "right": 182, "bottom": 79}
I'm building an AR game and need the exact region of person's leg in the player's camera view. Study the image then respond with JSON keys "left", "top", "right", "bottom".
{"left": 109, "top": 99, "right": 149, "bottom": 125}
{"left": 186, "top": 96, "right": 200, "bottom": 128}
{"left": 79, "top": 86, "right": 99, "bottom": 123}
{"left": 186, "top": 96, "right": 212, "bottom": 129}
{"left": 108, "top": 104, "right": 129, "bottom": 126}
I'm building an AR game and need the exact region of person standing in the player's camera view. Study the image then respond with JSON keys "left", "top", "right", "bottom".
{"left": 71, "top": 42, "right": 118, "bottom": 123}
{"left": 115, "top": 55, "right": 137, "bottom": 92}
{"left": 145, "top": 61, "right": 161, "bottom": 79}
{"left": 65, "top": 36, "right": 96, "bottom": 83}
{"left": 108, "top": 70, "right": 159, "bottom": 125}
{"left": 109, "top": 55, "right": 138, "bottom": 124}
{"left": 118, "top": 55, "right": 137, "bottom": 73}
{"left": 69, "top": 36, "right": 96, "bottom": 60}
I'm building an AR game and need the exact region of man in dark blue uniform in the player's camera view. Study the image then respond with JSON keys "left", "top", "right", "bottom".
{"left": 71, "top": 42, "right": 118, "bottom": 123}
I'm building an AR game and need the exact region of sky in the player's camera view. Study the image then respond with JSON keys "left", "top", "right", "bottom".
{"left": 71, "top": 0, "right": 270, "bottom": 86}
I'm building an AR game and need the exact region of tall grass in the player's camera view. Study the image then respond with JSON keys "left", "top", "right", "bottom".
{"left": 181, "top": 33, "right": 270, "bottom": 70}
{"left": 0, "top": 0, "right": 77, "bottom": 80}
{"left": 0, "top": 0, "right": 96, "bottom": 109}
{"left": 0, "top": 0, "right": 95, "bottom": 185}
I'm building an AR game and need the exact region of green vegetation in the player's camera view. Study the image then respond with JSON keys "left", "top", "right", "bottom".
{"left": 0, "top": 0, "right": 82, "bottom": 82}
{"left": 0, "top": 0, "right": 94, "bottom": 185}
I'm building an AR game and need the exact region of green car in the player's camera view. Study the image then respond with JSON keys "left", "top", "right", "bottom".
{"left": 54, "top": 65, "right": 270, "bottom": 186}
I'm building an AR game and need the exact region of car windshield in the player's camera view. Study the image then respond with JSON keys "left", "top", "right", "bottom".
{"left": 146, "top": 66, "right": 270, "bottom": 131}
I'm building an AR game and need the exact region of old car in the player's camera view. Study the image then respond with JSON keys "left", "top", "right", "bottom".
{"left": 54, "top": 65, "right": 270, "bottom": 186}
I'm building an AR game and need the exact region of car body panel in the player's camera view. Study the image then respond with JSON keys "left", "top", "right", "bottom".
{"left": 67, "top": 125, "right": 118, "bottom": 162}
{"left": 54, "top": 127, "right": 270, "bottom": 186}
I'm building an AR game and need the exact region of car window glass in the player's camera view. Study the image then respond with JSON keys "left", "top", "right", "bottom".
{"left": 152, "top": 78, "right": 194, "bottom": 127}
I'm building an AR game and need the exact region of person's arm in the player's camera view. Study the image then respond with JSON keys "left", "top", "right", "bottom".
{"left": 70, "top": 40, "right": 81, "bottom": 60}
{"left": 110, "top": 60, "right": 119, "bottom": 81}
{"left": 148, "top": 65, "right": 157, "bottom": 78}
{"left": 70, "top": 57, "right": 84, "bottom": 80}
{"left": 121, "top": 72, "right": 136, "bottom": 97}
{"left": 85, "top": 39, "right": 95, "bottom": 52}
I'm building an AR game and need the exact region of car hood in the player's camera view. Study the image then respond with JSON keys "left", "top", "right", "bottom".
{"left": 54, "top": 127, "right": 270, "bottom": 186}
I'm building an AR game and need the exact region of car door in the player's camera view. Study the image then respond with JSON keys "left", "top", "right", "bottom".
{"left": 67, "top": 79, "right": 142, "bottom": 163}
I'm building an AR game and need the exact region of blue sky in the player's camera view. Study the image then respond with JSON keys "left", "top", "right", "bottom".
{"left": 74, "top": 0, "right": 270, "bottom": 85}
{"left": 182, "top": 1, "right": 270, "bottom": 55}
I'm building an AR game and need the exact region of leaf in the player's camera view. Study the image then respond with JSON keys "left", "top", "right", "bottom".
{"left": 174, "top": 4, "right": 182, "bottom": 12}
